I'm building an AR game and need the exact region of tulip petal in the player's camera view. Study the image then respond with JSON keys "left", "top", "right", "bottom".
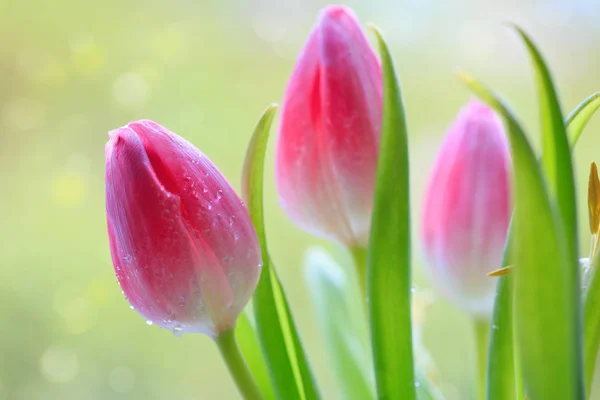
{"left": 106, "top": 127, "right": 233, "bottom": 335}
{"left": 276, "top": 6, "right": 382, "bottom": 246}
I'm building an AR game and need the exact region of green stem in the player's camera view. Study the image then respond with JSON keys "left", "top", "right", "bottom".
{"left": 349, "top": 246, "right": 368, "bottom": 305}
{"left": 474, "top": 319, "right": 490, "bottom": 400}
{"left": 215, "top": 328, "right": 264, "bottom": 400}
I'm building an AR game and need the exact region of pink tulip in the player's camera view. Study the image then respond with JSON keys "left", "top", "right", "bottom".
{"left": 421, "top": 100, "right": 511, "bottom": 317}
{"left": 105, "top": 120, "right": 261, "bottom": 336}
{"left": 275, "top": 5, "right": 382, "bottom": 247}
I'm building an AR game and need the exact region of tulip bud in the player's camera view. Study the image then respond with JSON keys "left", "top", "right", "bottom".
{"left": 105, "top": 120, "right": 261, "bottom": 337}
{"left": 275, "top": 5, "right": 382, "bottom": 247}
{"left": 421, "top": 100, "right": 511, "bottom": 317}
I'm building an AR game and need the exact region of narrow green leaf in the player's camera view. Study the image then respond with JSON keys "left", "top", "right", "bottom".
{"left": 242, "top": 104, "right": 320, "bottom": 400}
{"left": 566, "top": 92, "right": 600, "bottom": 146}
{"left": 304, "top": 248, "right": 373, "bottom": 400}
{"left": 459, "top": 72, "right": 584, "bottom": 399}
{"left": 486, "top": 91, "right": 597, "bottom": 400}
{"left": 367, "top": 25, "right": 416, "bottom": 400}
{"left": 236, "top": 311, "right": 277, "bottom": 400}
{"left": 513, "top": 26, "right": 584, "bottom": 397}
{"left": 565, "top": 92, "right": 600, "bottom": 395}
{"left": 513, "top": 26, "right": 578, "bottom": 267}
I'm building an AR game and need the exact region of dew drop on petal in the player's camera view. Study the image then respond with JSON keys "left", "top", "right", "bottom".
{"left": 173, "top": 326, "right": 183, "bottom": 337}
{"left": 146, "top": 320, "right": 153, "bottom": 326}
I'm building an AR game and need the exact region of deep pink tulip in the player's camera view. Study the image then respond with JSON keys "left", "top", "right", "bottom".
{"left": 275, "top": 5, "right": 382, "bottom": 247}
{"left": 105, "top": 120, "right": 261, "bottom": 336}
{"left": 421, "top": 100, "right": 511, "bottom": 317}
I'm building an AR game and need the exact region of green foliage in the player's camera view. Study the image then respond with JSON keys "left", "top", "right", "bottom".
{"left": 367, "top": 25, "right": 416, "bottom": 400}
{"left": 460, "top": 57, "right": 584, "bottom": 398}
{"left": 242, "top": 105, "right": 320, "bottom": 400}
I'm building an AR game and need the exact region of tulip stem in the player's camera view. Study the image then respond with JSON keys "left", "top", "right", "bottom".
{"left": 349, "top": 246, "right": 368, "bottom": 305}
{"left": 215, "top": 328, "right": 264, "bottom": 400}
{"left": 474, "top": 319, "right": 490, "bottom": 400}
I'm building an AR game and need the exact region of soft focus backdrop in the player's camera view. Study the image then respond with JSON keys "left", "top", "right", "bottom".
{"left": 2, "top": 0, "right": 600, "bottom": 399}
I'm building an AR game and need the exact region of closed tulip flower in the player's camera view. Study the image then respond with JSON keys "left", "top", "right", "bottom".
{"left": 275, "top": 5, "right": 382, "bottom": 247}
{"left": 105, "top": 120, "right": 261, "bottom": 337}
{"left": 421, "top": 100, "right": 511, "bottom": 317}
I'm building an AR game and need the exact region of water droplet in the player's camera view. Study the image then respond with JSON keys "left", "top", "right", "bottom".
{"left": 410, "top": 287, "right": 416, "bottom": 293}
{"left": 146, "top": 320, "right": 153, "bottom": 326}
{"left": 234, "top": 231, "right": 240, "bottom": 240}
{"left": 207, "top": 201, "right": 213, "bottom": 210}
{"left": 229, "top": 215, "right": 237, "bottom": 226}
{"left": 173, "top": 326, "right": 183, "bottom": 337}
{"left": 414, "top": 381, "right": 421, "bottom": 387}
{"left": 129, "top": 305, "right": 135, "bottom": 310}
{"left": 202, "top": 186, "right": 208, "bottom": 193}
{"left": 123, "top": 254, "right": 132, "bottom": 262}
{"left": 492, "top": 324, "right": 499, "bottom": 331}
{"left": 216, "top": 190, "right": 223, "bottom": 200}
{"left": 177, "top": 295, "right": 185, "bottom": 306}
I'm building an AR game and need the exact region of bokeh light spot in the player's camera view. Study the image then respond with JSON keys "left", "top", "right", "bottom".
{"left": 70, "top": 37, "right": 106, "bottom": 76}
{"left": 113, "top": 73, "right": 149, "bottom": 109}
{"left": 40, "top": 346, "right": 80, "bottom": 383}
{"left": 52, "top": 173, "right": 86, "bottom": 207}
{"left": 251, "top": 13, "right": 288, "bottom": 43}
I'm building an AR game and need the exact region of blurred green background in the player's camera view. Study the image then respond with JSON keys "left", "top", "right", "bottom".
{"left": 2, "top": 0, "right": 600, "bottom": 398}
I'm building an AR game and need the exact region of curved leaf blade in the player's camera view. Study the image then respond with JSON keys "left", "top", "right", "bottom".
{"left": 487, "top": 92, "right": 598, "bottom": 400}
{"left": 566, "top": 92, "right": 600, "bottom": 146}
{"left": 513, "top": 26, "right": 584, "bottom": 398}
{"left": 459, "top": 73, "right": 584, "bottom": 400}
{"left": 242, "top": 104, "right": 320, "bottom": 400}
{"left": 367, "top": 25, "right": 416, "bottom": 400}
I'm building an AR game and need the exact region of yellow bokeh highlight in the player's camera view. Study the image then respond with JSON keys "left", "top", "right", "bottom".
{"left": 52, "top": 173, "right": 86, "bottom": 207}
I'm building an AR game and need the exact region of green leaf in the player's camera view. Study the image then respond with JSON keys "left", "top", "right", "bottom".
{"left": 236, "top": 311, "right": 277, "bottom": 400}
{"left": 566, "top": 92, "right": 600, "bottom": 146}
{"left": 564, "top": 92, "right": 600, "bottom": 396}
{"left": 486, "top": 275, "right": 515, "bottom": 400}
{"left": 242, "top": 104, "right": 320, "bottom": 400}
{"left": 486, "top": 92, "right": 599, "bottom": 400}
{"left": 513, "top": 25, "right": 579, "bottom": 282}
{"left": 584, "top": 263, "right": 600, "bottom": 394}
{"left": 513, "top": 25, "right": 584, "bottom": 397}
{"left": 304, "top": 247, "right": 373, "bottom": 400}
{"left": 459, "top": 72, "right": 584, "bottom": 399}
{"left": 367, "top": 25, "right": 416, "bottom": 400}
